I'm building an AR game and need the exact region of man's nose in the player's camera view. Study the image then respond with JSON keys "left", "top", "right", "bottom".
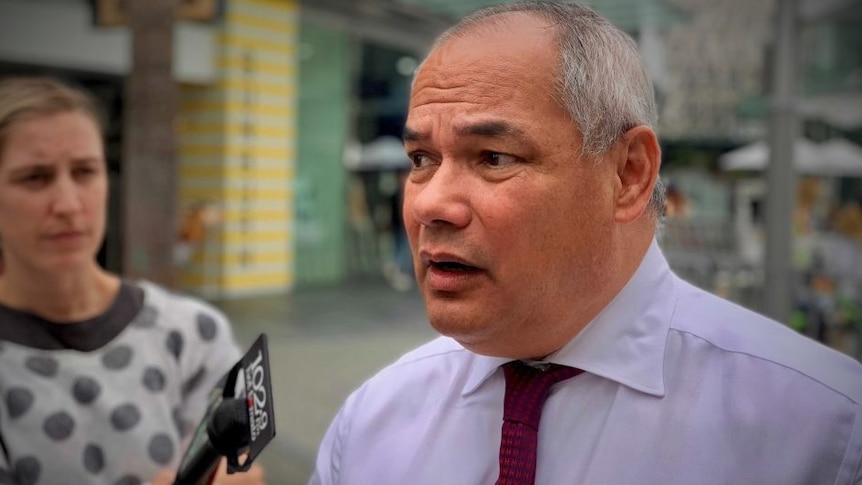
{"left": 406, "top": 161, "right": 472, "bottom": 229}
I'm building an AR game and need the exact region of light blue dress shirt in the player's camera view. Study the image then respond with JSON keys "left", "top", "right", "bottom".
{"left": 310, "top": 240, "right": 862, "bottom": 484}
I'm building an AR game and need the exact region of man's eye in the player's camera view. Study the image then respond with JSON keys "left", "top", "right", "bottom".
{"left": 410, "top": 153, "right": 432, "bottom": 168}
{"left": 481, "top": 152, "right": 519, "bottom": 167}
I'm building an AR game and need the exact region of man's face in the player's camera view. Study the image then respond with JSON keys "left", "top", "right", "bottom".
{"left": 0, "top": 111, "right": 108, "bottom": 273}
{"left": 403, "top": 16, "right": 621, "bottom": 358}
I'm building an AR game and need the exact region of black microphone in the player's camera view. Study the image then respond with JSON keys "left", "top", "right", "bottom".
{"left": 174, "top": 398, "right": 250, "bottom": 485}
{"left": 173, "top": 334, "right": 276, "bottom": 485}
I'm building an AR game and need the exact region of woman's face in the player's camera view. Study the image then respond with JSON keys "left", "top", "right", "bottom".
{"left": 0, "top": 111, "right": 107, "bottom": 274}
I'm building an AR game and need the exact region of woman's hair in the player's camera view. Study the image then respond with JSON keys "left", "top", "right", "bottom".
{"left": 0, "top": 76, "right": 104, "bottom": 160}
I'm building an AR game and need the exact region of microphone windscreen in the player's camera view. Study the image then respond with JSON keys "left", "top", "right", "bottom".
{"left": 207, "top": 398, "right": 251, "bottom": 456}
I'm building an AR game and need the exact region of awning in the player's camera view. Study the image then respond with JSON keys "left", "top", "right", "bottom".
{"left": 719, "top": 138, "right": 862, "bottom": 177}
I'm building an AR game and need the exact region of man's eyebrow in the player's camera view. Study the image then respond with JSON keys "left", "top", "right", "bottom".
{"left": 455, "top": 121, "right": 527, "bottom": 140}
{"left": 403, "top": 121, "right": 528, "bottom": 143}
{"left": 402, "top": 127, "right": 425, "bottom": 143}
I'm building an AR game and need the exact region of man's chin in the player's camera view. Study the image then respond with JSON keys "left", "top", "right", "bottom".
{"left": 428, "top": 316, "right": 477, "bottom": 340}
{"left": 427, "top": 314, "right": 499, "bottom": 351}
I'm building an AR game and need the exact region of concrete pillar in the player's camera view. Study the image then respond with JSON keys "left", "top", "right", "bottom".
{"left": 763, "top": 0, "right": 800, "bottom": 324}
{"left": 123, "top": 0, "right": 180, "bottom": 285}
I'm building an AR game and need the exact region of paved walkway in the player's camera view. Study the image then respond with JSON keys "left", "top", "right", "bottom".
{"left": 214, "top": 281, "right": 436, "bottom": 485}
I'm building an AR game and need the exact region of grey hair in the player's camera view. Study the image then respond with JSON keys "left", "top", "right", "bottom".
{"left": 429, "top": 1, "right": 666, "bottom": 218}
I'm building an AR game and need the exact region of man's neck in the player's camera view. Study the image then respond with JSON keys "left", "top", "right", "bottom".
{"left": 541, "top": 223, "right": 657, "bottom": 357}
{"left": 0, "top": 264, "right": 121, "bottom": 323}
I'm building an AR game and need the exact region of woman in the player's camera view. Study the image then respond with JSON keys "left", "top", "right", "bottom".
{"left": 0, "top": 77, "right": 263, "bottom": 484}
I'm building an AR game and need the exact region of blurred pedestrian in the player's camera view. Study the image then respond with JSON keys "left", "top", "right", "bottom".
{"left": 664, "top": 183, "right": 690, "bottom": 219}
{"left": 310, "top": 3, "right": 862, "bottom": 484}
{"left": 0, "top": 77, "right": 263, "bottom": 484}
{"left": 383, "top": 168, "right": 414, "bottom": 291}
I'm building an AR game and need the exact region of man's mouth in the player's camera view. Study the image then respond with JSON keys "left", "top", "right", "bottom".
{"left": 421, "top": 252, "right": 484, "bottom": 290}
{"left": 430, "top": 260, "right": 479, "bottom": 272}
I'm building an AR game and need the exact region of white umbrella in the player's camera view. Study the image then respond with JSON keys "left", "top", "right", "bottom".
{"left": 719, "top": 139, "right": 821, "bottom": 172}
{"left": 719, "top": 138, "right": 862, "bottom": 177}
{"left": 818, "top": 138, "right": 862, "bottom": 177}
{"left": 799, "top": 93, "right": 862, "bottom": 131}
{"left": 355, "top": 136, "right": 410, "bottom": 170}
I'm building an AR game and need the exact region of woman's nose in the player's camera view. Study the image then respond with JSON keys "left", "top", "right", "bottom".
{"left": 50, "top": 176, "right": 83, "bottom": 215}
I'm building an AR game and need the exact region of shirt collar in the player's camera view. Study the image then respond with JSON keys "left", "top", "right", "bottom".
{"left": 462, "top": 239, "right": 676, "bottom": 397}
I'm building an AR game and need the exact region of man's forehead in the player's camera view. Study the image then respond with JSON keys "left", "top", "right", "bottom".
{"left": 403, "top": 119, "right": 529, "bottom": 142}
{"left": 404, "top": 13, "right": 568, "bottom": 142}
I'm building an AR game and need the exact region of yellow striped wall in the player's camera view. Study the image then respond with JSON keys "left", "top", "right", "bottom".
{"left": 177, "top": 0, "right": 299, "bottom": 298}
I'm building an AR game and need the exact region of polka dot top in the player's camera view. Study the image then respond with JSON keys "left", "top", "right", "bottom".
{"left": 0, "top": 281, "right": 242, "bottom": 485}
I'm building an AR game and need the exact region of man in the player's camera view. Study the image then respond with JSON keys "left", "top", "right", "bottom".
{"left": 310, "top": 3, "right": 862, "bottom": 484}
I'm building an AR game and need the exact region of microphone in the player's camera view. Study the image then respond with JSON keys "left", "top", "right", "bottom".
{"left": 173, "top": 334, "right": 276, "bottom": 485}
{"left": 173, "top": 398, "right": 250, "bottom": 485}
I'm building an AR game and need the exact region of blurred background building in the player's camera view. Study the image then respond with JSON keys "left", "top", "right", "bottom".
{"left": 2, "top": 1, "right": 861, "bottom": 482}
{"left": 0, "top": 0, "right": 859, "bottom": 326}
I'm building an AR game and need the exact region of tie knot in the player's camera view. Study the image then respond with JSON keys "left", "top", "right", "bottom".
{"left": 501, "top": 360, "right": 583, "bottom": 429}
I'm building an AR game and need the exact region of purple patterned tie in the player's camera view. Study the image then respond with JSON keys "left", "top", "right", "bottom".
{"left": 496, "top": 360, "right": 583, "bottom": 485}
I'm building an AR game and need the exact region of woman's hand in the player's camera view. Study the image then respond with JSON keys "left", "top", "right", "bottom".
{"left": 148, "top": 469, "right": 176, "bottom": 485}
{"left": 213, "top": 458, "right": 266, "bottom": 485}
{"left": 147, "top": 458, "right": 265, "bottom": 485}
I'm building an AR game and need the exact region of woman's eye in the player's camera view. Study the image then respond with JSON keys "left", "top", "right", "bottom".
{"left": 482, "top": 151, "right": 519, "bottom": 167}
{"left": 74, "top": 167, "right": 97, "bottom": 178}
{"left": 19, "top": 173, "right": 50, "bottom": 185}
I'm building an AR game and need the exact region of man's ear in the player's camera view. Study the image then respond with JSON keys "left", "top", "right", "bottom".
{"left": 614, "top": 125, "right": 661, "bottom": 224}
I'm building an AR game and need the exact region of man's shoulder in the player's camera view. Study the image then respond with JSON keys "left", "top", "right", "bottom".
{"left": 359, "top": 337, "right": 471, "bottom": 388}
{"left": 670, "top": 278, "right": 862, "bottom": 404}
{"left": 339, "top": 337, "right": 472, "bottom": 420}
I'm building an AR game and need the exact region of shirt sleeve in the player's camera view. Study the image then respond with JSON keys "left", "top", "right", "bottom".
{"left": 852, "top": 423, "right": 862, "bottom": 485}
{"left": 174, "top": 299, "right": 243, "bottom": 439}
{"left": 0, "top": 431, "right": 15, "bottom": 484}
{"left": 843, "top": 406, "right": 862, "bottom": 485}
{"left": 0, "top": 469, "right": 14, "bottom": 483}
{"left": 308, "top": 386, "right": 365, "bottom": 485}
{"left": 308, "top": 408, "right": 343, "bottom": 485}
{"left": 0, "top": 468, "right": 16, "bottom": 485}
